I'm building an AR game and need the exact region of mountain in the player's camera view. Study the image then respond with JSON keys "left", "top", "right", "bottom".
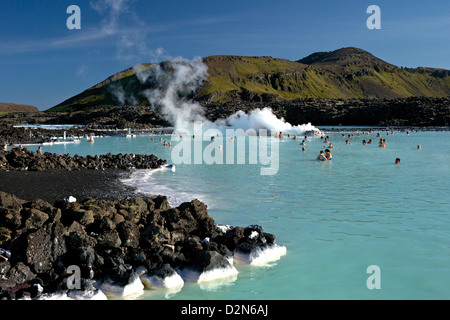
{"left": 46, "top": 47, "right": 450, "bottom": 112}
{"left": 0, "top": 103, "right": 39, "bottom": 113}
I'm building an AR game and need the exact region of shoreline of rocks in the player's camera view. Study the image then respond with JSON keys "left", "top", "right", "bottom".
{"left": 0, "top": 149, "right": 286, "bottom": 300}
{"left": 1, "top": 97, "right": 449, "bottom": 137}
{"left": 0, "top": 191, "right": 286, "bottom": 300}
{"left": 0, "top": 147, "right": 167, "bottom": 172}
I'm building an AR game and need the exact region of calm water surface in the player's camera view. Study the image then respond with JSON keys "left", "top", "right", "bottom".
{"left": 28, "top": 129, "right": 450, "bottom": 299}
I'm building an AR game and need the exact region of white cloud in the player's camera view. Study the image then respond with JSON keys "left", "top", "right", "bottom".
{"left": 90, "top": 0, "right": 134, "bottom": 33}
{"left": 0, "top": 1, "right": 237, "bottom": 59}
{"left": 77, "top": 64, "right": 88, "bottom": 76}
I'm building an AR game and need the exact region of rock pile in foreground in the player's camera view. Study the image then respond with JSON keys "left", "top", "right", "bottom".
{"left": 0, "top": 192, "right": 285, "bottom": 300}
{"left": 0, "top": 147, "right": 166, "bottom": 172}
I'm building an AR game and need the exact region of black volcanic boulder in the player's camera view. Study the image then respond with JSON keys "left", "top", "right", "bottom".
{"left": 65, "top": 229, "right": 97, "bottom": 255}
{"left": 138, "top": 263, "right": 184, "bottom": 289}
{"left": 5, "top": 148, "right": 31, "bottom": 168}
{"left": 223, "top": 226, "right": 245, "bottom": 251}
{"left": 63, "top": 202, "right": 95, "bottom": 226}
{"left": 149, "top": 264, "right": 177, "bottom": 280}
{"left": 117, "top": 221, "right": 140, "bottom": 248}
{"left": 25, "top": 222, "right": 67, "bottom": 274}
{"left": 97, "top": 230, "right": 122, "bottom": 249}
{"left": 0, "top": 262, "right": 36, "bottom": 295}
{"left": 22, "top": 208, "right": 49, "bottom": 231}
{"left": 27, "top": 199, "right": 62, "bottom": 223}
{"left": 140, "top": 223, "right": 171, "bottom": 249}
{"left": 0, "top": 207, "right": 22, "bottom": 230}
{"left": 153, "top": 195, "right": 171, "bottom": 211}
{"left": 0, "top": 191, "right": 25, "bottom": 210}
{"left": 163, "top": 207, "right": 198, "bottom": 235}
{"left": 174, "top": 200, "right": 215, "bottom": 238}
{"left": 182, "top": 250, "right": 231, "bottom": 275}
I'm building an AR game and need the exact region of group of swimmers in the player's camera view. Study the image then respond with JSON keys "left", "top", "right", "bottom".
{"left": 312, "top": 129, "right": 420, "bottom": 164}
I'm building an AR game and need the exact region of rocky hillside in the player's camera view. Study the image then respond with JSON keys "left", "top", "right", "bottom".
{"left": 47, "top": 47, "right": 450, "bottom": 112}
{"left": 0, "top": 103, "right": 38, "bottom": 113}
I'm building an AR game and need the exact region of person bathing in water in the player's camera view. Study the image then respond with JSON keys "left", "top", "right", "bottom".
{"left": 325, "top": 149, "right": 332, "bottom": 160}
{"left": 316, "top": 150, "right": 327, "bottom": 161}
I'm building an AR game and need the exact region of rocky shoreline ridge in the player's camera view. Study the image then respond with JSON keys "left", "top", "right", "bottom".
{"left": 0, "top": 191, "right": 286, "bottom": 300}
{"left": 201, "top": 96, "right": 450, "bottom": 127}
{"left": 0, "top": 151, "right": 286, "bottom": 300}
{"left": 1, "top": 97, "right": 449, "bottom": 133}
{"left": 0, "top": 147, "right": 167, "bottom": 172}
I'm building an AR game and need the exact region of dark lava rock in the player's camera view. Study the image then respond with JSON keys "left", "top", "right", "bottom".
{"left": 0, "top": 191, "right": 284, "bottom": 299}
{"left": 0, "top": 262, "right": 36, "bottom": 291}
{"left": 97, "top": 230, "right": 122, "bottom": 249}
{"left": 183, "top": 250, "right": 231, "bottom": 273}
{"left": 117, "top": 221, "right": 140, "bottom": 248}
{"left": 1, "top": 148, "right": 167, "bottom": 172}
{"left": 223, "top": 227, "right": 245, "bottom": 251}
{"left": 25, "top": 222, "right": 67, "bottom": 274}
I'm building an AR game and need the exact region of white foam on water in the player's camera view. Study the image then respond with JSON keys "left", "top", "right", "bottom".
{"left": 36, "top": 293, "right": 73, "bottom": 300}
{"left": 178, "top": 264, "right": 239, "bottom": 283}
{"left": 198, "top": 273, "right": 239, "bottom": 292}
{"left": 121, "top": 169, "right": 210, "bottom": 208}
{"left": 98, "top": 274, "right": 144, "bottom": 298}
{"left": 29, "top": 289, "right": 108, "bottom": 300}
{"left": 140, "top": 272, "right": 184, "bottom": 289}
{"left": 234, "top": 244, "right": 287, "bottom": 266}
{"left": 67, "top": 289, "right": 108, "bottom": 300}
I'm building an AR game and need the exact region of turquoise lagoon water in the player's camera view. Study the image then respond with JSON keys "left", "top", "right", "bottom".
{"left": 23, "top": 129, "right": 450, "bottom": 299}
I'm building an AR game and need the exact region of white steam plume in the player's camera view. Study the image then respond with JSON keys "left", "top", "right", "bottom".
{"left": 107, "top": 82, "right": 138, "bottom": 106}
{"left": 138, "top": 58, "right": 209, "bottom": 130}
{"left": 135, "top": 57, "right": 318, "bottom": 135}
{"left": 217, "top": 108, "right": 318, "bottom": 135}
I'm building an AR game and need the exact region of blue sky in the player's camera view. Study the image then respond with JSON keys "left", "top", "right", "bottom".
{"left": 0, "top": 0, "right": 449, "bottom": 110}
